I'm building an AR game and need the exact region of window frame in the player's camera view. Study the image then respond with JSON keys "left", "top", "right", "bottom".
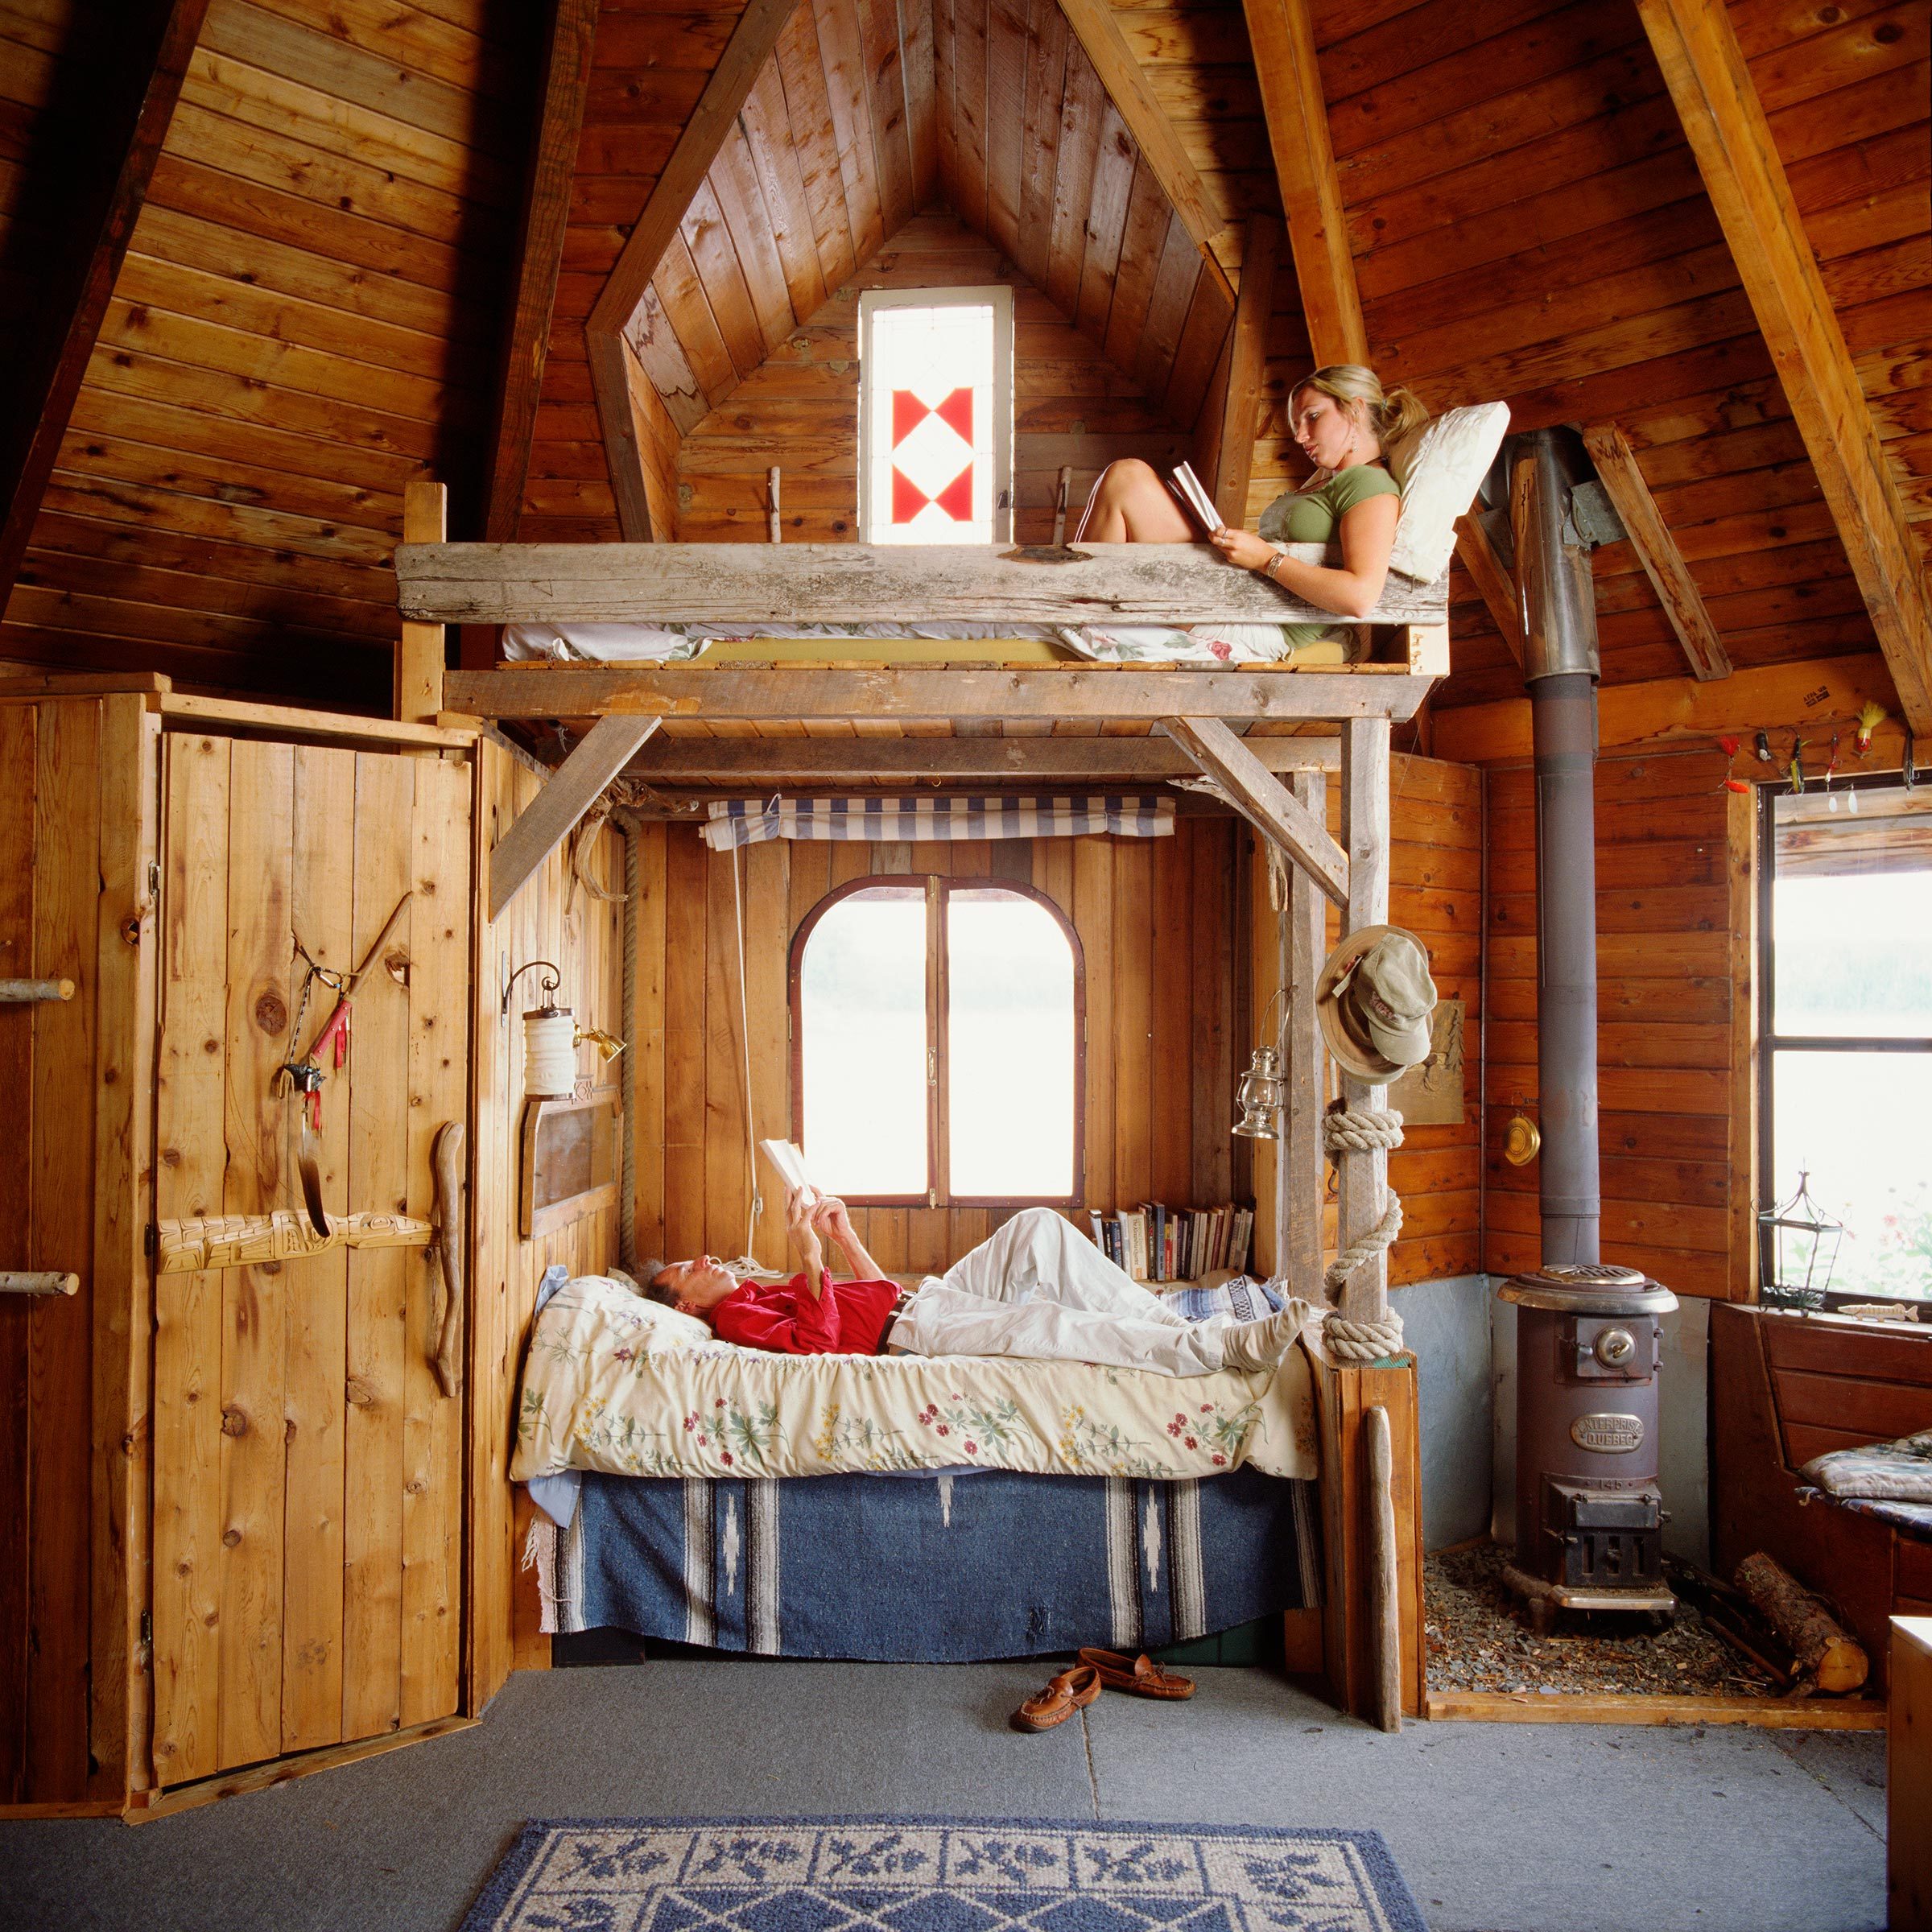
{"left": 856, "top": 285, "right": 1015, "bottom": 545}
{"left": 786, "top": 873, "right": 1086, "bottom": 1209}
{"left": 1755, "top": 773, "right": 1932, "bottom": 1307}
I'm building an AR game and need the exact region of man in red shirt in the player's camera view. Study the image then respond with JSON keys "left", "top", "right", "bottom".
{"left": 643, "top": 1193, "right": 1302, "bottom": 1377}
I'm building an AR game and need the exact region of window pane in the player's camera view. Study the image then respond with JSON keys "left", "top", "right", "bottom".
{"left": 1769, "top": 1049, "right": 1932, "bottom": 1300}
{"left": 1773, "top": 791, "right": 1932, "bottom": 1037}
{"left": 864, "top": 300, "right": 1000, "bottom": 544}
{"left": 947, "top": 890, "right": 1075, "bottom": 1197}
{"left": 799, "top": 891, "right": 927, "bottom": 1195}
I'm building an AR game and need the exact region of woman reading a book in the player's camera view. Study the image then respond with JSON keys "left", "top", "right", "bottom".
{"left": 641, "top": 1194, "right": 1305, "bottom": 1377}
{"left": 1074, "top": 363, "right": 1427, "bottom": 666}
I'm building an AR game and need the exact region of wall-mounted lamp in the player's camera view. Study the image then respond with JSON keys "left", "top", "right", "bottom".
{"left": 504, "top": 960, "right": 626, "bottom": 1100}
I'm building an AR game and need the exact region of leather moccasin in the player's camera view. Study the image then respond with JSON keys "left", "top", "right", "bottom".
{"left": 1076, "top": 1647, "right": 1196, "bottom": 1699}
{"left": 1010, "top": 1663, "right": 1102, "bottom": 1732}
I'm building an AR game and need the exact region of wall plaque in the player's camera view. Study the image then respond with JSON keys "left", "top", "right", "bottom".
{"left": 1389, "top": 997, "right": 1464, "bottom": 1126}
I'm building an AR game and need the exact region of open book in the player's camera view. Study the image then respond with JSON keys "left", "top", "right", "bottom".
{"left": 758, "top": 1138, "right": 819, "bottom": 1202}
{"left": 1169, "top": 460, "right": 1225, "bottom": 537}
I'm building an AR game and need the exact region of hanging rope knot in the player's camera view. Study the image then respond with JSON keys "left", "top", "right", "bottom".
{"left": 1322, "top": 1307, "right": 1406, "bottom": 1362}
{"left": 1322, "top": 1107, "right": 1405, "bottom": 1156}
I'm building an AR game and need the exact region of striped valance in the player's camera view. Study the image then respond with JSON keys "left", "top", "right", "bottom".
{"left": 700, "top": 794, "right": 1174, "bottom": 850}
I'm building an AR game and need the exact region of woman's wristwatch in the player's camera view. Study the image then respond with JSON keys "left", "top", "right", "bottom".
{"left": 1261, "top": 549, "right": 1283, "bottom": 583}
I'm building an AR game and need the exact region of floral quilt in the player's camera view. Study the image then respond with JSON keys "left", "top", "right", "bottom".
{"left": 510, "top": 1274, "right": 1319, "bottom": 1485}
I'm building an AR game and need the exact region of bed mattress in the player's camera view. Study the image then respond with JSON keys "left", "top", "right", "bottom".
{"left": 512, "top": 1274, "right": 1319, "bottom": 1487}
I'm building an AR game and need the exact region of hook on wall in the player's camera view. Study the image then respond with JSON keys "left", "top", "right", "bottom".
{"left": 502, "top": 958, "right": 561, "bottom": 1018}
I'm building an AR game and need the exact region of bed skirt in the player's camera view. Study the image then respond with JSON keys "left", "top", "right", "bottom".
{"left": 534, "top": 1468, "right": 1319, "bottom": 1662}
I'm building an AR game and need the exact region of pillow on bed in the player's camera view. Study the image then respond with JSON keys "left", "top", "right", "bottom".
{"left": 1385, "top": 400, "right": 1511, "bottom": 584}
{"left": 576, "top": 1275, "right": 718, "bottom": 1352}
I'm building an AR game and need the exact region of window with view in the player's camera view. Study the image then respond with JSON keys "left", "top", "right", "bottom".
{"left": 791, "top": 877, "right": 1081, "bottom": 1204}
{"left": 1759, "top": 779, "right": 1932, "bottom": 1302}
{"left": 857, "top": 288, "right": 1013, "bottom": 544}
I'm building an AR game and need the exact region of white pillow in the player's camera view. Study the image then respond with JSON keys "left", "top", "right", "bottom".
{"left": 577, "top": 1274, "right": 718, "bottom": 1351}
{"left": 1385, "top": 400, "right": 1511, "bottom": 584}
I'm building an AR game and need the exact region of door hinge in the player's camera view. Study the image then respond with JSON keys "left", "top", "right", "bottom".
{"left": 927, "top": 1048, "right": 936, "bottom": 1086}
{"left": 927, "top": 1187, "right": 938, "bottom": 1210}
{"left": 140, "top": 1610, "right": 151, "bottom": 1648}
{"left": 142, "top": 1224, "right": 155, "bottom": 1257}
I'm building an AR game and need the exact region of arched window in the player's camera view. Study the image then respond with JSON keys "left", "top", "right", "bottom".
{"left": 789, "top": 877, "right": 1084, "bottom": 1206}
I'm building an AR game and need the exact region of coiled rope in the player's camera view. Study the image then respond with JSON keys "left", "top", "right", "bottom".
{"left": 1320, "top": 1106, "right": 1408, "bottom": 1361}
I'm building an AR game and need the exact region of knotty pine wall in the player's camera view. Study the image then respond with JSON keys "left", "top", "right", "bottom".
{"left": 1248, "top": 753, "right": 1484, "bottom": 1290}
{"left": 672, "top": 211, "right": 1194, "bottom": 542}
{"left": 473, "top": 734, "right": 625, "bottom": 1693}
{"left": 1483, "top": 745, "right": 1746, "bottom": 1302}
{"left": 631, "top": 817, "right": 1247, "bottom": 1278}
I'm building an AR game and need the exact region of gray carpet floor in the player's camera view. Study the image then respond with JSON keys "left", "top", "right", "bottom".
{"left": 1, "top": 1662, "right": 1886, "bottom": 1932}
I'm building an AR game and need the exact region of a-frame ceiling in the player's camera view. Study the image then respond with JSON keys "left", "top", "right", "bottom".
{"left": 0, "top": 0, "right": 1925, "bottom": 720}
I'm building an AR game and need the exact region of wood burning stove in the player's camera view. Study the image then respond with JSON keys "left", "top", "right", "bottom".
{"left": 1496, "top": 430, "right": 1679, "bottom": 1629}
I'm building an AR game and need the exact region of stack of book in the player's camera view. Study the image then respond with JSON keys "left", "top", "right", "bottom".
{"left": 1085, "top": 1203, "right": 1253, "bottom": 1284}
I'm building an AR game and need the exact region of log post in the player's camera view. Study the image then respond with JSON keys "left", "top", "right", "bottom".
{"left": 1284, "top": 772, "right": 1325, "bottom": 1302}
{"left": 396, "top": 480, "right": 448, "bottom": 723}
{"left": 1735, "top": 1551, "right": 1870, "bottom": 1695}
{"left": 1365, "top": 1403, "right": 1402, "bottom": 1732}
{"left": 767, "top": 466, "right": 781, "bottom": 543}
{"left": 1337, "top": 716, "right": 1392, "bottom": 1323}
{"left": 0, "top": 978, "right": 74, "bottom": 1003}
{"left": 0, "top": 1271, "right": 80, "bottom": 1296}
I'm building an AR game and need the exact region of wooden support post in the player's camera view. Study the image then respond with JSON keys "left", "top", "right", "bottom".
{"left": 1337, "top": 716, "right": 1391, "bottom": 1324}
{"left": 1893, "top": 1617, "right": 1932, "bottom": 1932}
{"left": 1209, "top": 217, "right": 1282, "bottom": 527}
{"left": 1633, "top": 0, "right": 1932, "bottom": 733}
{"left": 1162, "top": 717, "right": 1349, "bottom": 905}
{"left": 395, "top": 483, "right": 448, "bottom": 724}
{"left": 1238, "top": 0, "right": 1365, "bottom": 367}
{"left": 1582, "top": 424, "right": 1731, "bottom": 680}
{"left": 767, "top": 468, "right": 781, "bottom": 543}
{"left": 1284, "top": 771, "right": 1325, "bottom": 1302}
{"left": 488, "top": 715, "right": 660, "bottom": 923}
{"left": 1365, "top": 1404, "right": 1402, "bottom": 1733}
{"left": 1053, "top": 466, "right": 1072, "bottom": 547}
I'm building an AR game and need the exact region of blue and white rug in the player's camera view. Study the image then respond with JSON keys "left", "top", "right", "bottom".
{"left": 460, "top": 1815, "right": 1429, "bottom": 1932}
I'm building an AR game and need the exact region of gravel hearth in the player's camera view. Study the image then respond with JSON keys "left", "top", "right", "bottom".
{"left": 1425, "top": 1541, "right": 1779, "bottom": 1698}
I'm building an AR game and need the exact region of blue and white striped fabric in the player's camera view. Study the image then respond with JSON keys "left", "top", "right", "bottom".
{"left": 700, "top": 793, "right": 1174, "bottom": 850}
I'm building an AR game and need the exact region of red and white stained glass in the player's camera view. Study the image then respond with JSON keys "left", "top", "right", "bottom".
{"left": 862, "top": 299, "right": 1001, "bottom": 543}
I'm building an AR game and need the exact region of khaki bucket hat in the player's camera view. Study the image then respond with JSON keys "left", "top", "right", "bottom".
{"left": 1315, "top": 925, "right": 1438, "bottom": 1081}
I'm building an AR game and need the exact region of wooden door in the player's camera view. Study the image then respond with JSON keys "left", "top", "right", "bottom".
{"left": 150, "top": 733, "right": 472, "bottom": 1787}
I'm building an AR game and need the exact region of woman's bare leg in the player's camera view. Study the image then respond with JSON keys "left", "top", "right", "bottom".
{"left": 1073, "top": 458, "right": 1195, "bottom": 543}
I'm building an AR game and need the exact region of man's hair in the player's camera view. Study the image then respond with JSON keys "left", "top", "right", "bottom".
{"left": 637, "top": 1257, "right": 677, "bottom": 1307}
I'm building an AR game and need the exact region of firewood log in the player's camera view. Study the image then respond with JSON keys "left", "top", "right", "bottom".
{"left": 1733, "top": 1551, "right": 1869, "bottom": 1695}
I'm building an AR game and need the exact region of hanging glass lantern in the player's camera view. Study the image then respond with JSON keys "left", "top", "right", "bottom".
{"left": 1232, "top": 1044, "right": 1285, "bottom": 1140}
{"left": 1758, "top": 1170, "right": 1843, "bottom": 1311}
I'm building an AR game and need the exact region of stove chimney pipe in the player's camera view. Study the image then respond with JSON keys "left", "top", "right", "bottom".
{"left": 1514, "top": 429, "right": 1601, "bottom": 1265}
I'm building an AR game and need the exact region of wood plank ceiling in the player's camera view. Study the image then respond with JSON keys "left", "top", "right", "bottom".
{"left": 0, "top": 0, "right": 1922, "bottom": 716}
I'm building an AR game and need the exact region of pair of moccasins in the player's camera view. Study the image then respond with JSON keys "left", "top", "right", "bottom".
{"left": 1009, "top": 1648, "right": 1195, "bottom": 1732}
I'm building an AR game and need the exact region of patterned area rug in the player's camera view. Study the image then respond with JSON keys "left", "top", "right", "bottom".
{"left": 460, "top": 1815, "right": 1430, "bottom": 1932}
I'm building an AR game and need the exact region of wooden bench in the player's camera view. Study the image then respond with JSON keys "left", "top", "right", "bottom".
{"left": 1712, "top": 1302, "right": 1932, "bottom": 1691}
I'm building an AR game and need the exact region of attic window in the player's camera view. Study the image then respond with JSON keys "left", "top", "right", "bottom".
{"left": 858, "top": 287, "right": 1013, "bottom": 544}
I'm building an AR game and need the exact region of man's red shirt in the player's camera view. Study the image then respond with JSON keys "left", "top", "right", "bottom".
{"left": 710, "top": 1271, "right": 898, "bottom": 1355}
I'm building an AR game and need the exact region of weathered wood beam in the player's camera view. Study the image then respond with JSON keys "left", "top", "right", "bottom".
{"left": 398, "top": 541, "right": 1448, "bottom": 627}
{"left": 394, "top": 482, "right": 448, "bottom": 724}
{"left": 1209, "top": 216, "right": 1282, "bottom": 526}
{"left": 1633, "top": 0, "right": 1932, "bottom": 732}
{"left": 1583, "top": 423, "right": 1731, "bottom": 681}
{"left": 1432, "top": 650, "right": 1907, "bottom": 766}
{"left": 448, "top": 664, "right": 1435, "bottom": 724}
{"left": 489, "top": 714, "right": 662, "bottom": 922}
{"left": 628, "top": 734, "right": 1342, "bottom": 779}
{"left": 1161, "top": 716, "right": 1348, "bottom": 905}
{"left": 483, "top": 0, "right": 601, "bottom": 544}
{"left": 1284, "top": 770, "right": 1326, "bottom": 1302}
{"left": 0, "top": 0, "right": 211, "bottom": 598}
{"left": 1452, "top": 515, "right": 1525, "bottom": 671}
{"left": 584, "top": 0, "right": 799, "bottom": 539}
{"left": 1238, "top": 0, "right": 1365, "bottom": 367}
{"left": 1336, "top": 716, "right": 1391, "bottom": 1324}
{"left": 1053, "top": 0, "right": 1236, "bottom": 303}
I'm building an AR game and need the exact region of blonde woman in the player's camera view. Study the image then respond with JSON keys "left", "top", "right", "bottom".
{"left": 1075, "top": 364, "right": 1429, "bottom": 664}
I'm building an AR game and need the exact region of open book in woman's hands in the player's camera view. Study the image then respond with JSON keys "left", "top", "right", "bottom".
{"left": 1169, "top": 460, "right": 1225, "bottom": 536}
{"left": 758, "top": 1139, "right": 819, "bottom": 1203}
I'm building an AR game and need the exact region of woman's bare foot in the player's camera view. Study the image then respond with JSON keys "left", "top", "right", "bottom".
{"left": 1074, "top": 458, "right": 1195, "bottom": 543}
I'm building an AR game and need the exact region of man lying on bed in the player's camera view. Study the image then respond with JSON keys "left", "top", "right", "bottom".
{"left": 641, "top": 1195, "right": 1305, "bottom": 1377}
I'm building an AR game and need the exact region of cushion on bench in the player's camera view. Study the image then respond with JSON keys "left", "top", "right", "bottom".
{"left": 1386, "top": 400, "right": 1512, "bottom": 584}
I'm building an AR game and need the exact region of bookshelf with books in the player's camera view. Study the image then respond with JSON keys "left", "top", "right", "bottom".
{"left": 1084, "top": 1203, "right": 1255, "bottom": 1286}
